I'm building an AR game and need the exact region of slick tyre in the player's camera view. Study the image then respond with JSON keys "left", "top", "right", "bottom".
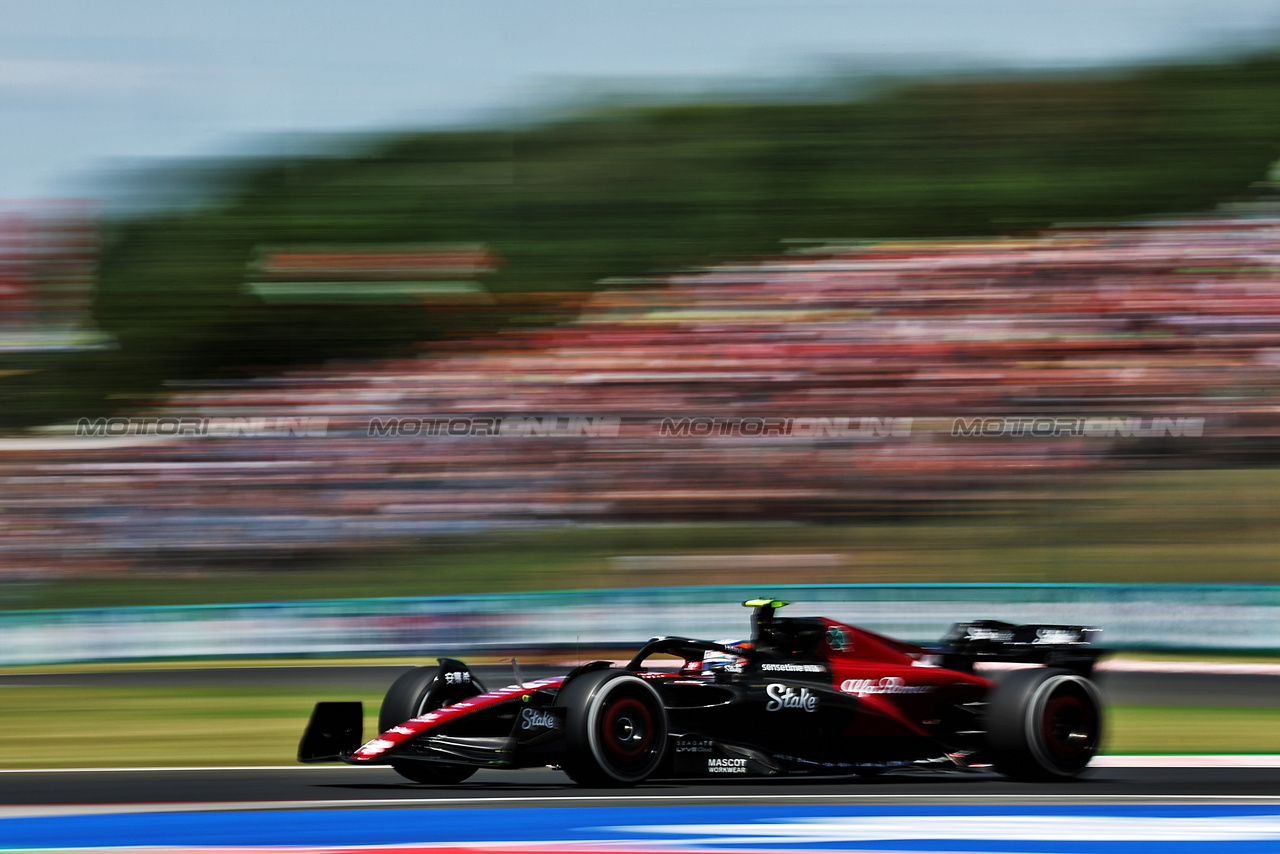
{"left": 379, "top": 666, "right": 478, "bottom": 785}
{"left": 985, "top": 667, "right": 1103, "bottom": 781}
{"left": 556, "top": 670, "right": 668, "bottom": 787}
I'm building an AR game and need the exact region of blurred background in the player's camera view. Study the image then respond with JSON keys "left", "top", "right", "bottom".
{"left": 2, "top": 0, "right": 1280, "bottom": 646}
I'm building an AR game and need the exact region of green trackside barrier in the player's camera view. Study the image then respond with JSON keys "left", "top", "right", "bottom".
{"left": 1, "top": 583, "right": 1277, "bottom": 665}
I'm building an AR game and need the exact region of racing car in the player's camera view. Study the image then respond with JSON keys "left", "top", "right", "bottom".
{"left": 299, "top": 599, "right": 1104, "bottom": 785}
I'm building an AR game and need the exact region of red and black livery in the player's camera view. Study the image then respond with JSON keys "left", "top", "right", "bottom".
{"left": 299, "top": 599, "right": 1104, "bottom": 785}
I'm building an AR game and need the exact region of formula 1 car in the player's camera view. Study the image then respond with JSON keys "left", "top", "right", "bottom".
{"left": 299, "top": 599, "right": 1104, "bottom": 785}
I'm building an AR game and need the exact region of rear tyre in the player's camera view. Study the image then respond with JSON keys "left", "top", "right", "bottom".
{"left": 985, "top": 667, "right": 1103, "bottom": 781}
{"left": 379, "top": 666, "right": 478, "bottom": 784}
{"left": 556, "top": 669, "right": 668, "bottom": 787}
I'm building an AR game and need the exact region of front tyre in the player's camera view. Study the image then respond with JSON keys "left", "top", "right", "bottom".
{"left": 985, "top": 667, "right": 1103, "bottom": 781}
{"left": 379, "top": 666, "right": 478, "bottom": 784}
{"left": 556, "top": 670, "right": 668, "bottom": 787}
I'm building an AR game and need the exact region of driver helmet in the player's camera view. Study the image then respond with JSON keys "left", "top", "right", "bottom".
{"left": 702, "top": 639, "right": 752, "bottom": 672}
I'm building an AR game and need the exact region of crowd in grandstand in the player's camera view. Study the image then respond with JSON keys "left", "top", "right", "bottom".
{"left": 3, "top": 212, "right": 1280, "bottom": 575}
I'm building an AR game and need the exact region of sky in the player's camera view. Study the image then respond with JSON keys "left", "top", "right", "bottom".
{"left": 3, "top": 0, "right": 1280, "bottom": 203}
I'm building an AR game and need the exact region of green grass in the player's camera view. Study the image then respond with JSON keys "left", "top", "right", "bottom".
{"left": 1106, "top": 706, "right": 1280, "bottom": 755}
{"left": 6, "top": 467, "right": 1280, "bottom": 612}
{"left": 0, "top": 684, "right": 1272, "bottom": 768}
{"left": 0, "top": 686, "right": 384, "bottom": 769}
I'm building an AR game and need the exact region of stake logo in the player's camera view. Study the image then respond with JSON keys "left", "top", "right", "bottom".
{"left": 765, "top": 683, "right": 819, "bottom": 712}
{"left": 519, "top": 708, "right": 559, "bottom": 731}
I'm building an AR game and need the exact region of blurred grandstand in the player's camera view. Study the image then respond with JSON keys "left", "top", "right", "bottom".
{"left": 1, "top": 207, "right": 1278, "bottom": 579}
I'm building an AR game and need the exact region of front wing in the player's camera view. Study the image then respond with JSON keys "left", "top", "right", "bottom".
{"left": 298, "top": 677, "right": 568, "bottom": 768}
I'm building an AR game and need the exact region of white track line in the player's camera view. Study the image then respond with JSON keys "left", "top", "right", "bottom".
{"left": 969, "top": 660, "right": 1280, "bottom": 676}
{"left": 1099, "top": 660, "right": 1280, "bottom": 676}
{"left": 1094, "top": 755, "right": 1280, "bottom": 768}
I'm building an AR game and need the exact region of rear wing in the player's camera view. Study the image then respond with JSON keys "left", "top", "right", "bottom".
{"left": 934, "top": 620, "right": 1104, "bottom": 674}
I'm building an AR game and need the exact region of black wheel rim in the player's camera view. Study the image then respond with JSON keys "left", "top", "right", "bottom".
{"left": 1040, "top": 682, "right": 1098, "bottom": 767}
{"left": 597, "top": 689, "right": 658, "bottom": 774}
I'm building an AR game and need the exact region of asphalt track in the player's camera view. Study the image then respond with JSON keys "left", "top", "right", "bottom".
{"left": 2, "top": 763, "right": 1280, "bottom": 814}
{"left": 1, "top": 663, "right": 1278, "bottom": 813}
